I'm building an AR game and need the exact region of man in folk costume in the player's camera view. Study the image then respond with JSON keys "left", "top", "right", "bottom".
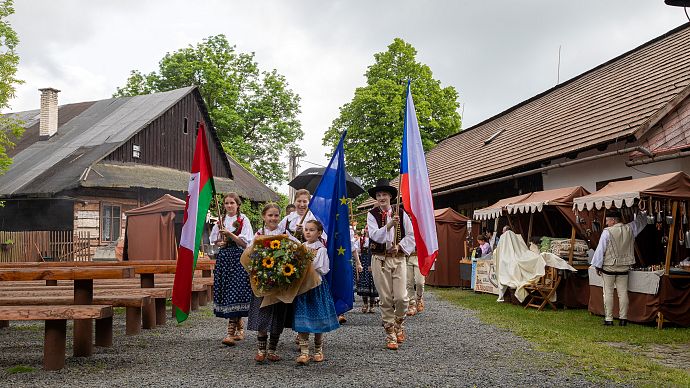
{"left": 592, "top": 208, "right": 647, "bottom": 326}
{"left": 367, "top": 178, "right": 415, "bottom": 350}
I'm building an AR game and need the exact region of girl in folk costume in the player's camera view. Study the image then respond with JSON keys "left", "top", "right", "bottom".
{"left": 293, "top": 220, "right": 340, "bottom": 365}
{"left": 247, "top": 203, "right": 294, "bottom": 362}
{"left": 279, "top": 189, "right": 319, "bottom": 243}
{"left": 210, "top": 192, "right": 254, "bottom": 346}
{"left": 366, "top": 178, "right": 415, "bottom": 350}
{"left": 354, "top": 226, "right": 379, "bottom": 313}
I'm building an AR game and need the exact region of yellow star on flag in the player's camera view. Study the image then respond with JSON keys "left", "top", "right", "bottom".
{"left": 337, "top": 246, "right": 346, "bottom": 255}
{"left": 339, "top": 196, "right": 348, "bottom": 205}
{"left": 336, "top": 213, "right": 339, "bottom": 220}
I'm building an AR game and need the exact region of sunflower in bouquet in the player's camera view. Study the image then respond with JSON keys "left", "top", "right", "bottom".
{"left": 247, "top": 236, "right": 314, "bottom": 293}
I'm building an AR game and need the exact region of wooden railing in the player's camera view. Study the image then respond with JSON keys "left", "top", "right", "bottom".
{"left": 0, "top": 231, "right": 92, "bottom": 262}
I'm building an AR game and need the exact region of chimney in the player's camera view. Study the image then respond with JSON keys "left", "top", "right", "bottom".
{"left": 39, "top": 87, "right": 60, "bottom": 140}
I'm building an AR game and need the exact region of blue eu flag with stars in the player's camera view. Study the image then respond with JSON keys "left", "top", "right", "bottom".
{"left": 309, "top": 130, "right": 353, "bottom": 315}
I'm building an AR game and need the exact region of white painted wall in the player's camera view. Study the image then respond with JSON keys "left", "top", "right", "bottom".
{"left": 542, "top": 146, "right": 690, "bottom": 193}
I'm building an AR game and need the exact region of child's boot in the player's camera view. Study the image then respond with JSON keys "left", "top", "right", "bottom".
{"left": 394, "top": 317, "right": 406, "bottom": 343}
{"left": 234, "top": 318, "right": 245, "bottom": 340}
{"left": 296, "top": 333, "right": 310, "bottom": 365}
{"left": 312, "top": 333, "right": 325, "bottom": 362}
{"left": 255, "top": 334, "right": 267, "bottom": 362}
{"left": 222, "top": 319, "right": 236, "bottom": 346}
{"left": 266, "top": 334, "right": 282, "bottom": 362}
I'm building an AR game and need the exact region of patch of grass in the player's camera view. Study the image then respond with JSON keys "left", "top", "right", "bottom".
{"left": 6, "top": 365, "right": 35, "bottom": 374}
{"left": 13, "top": 324, "right": 41, "bottom": 332}
{"left": 112, "top": 307, "right": 126, "bottom": 315}
{"left": 432, "top": 288, "right": 690, "bottom": 387}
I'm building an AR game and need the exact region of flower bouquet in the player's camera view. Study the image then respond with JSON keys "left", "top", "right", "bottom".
{"left": 240, "top": 234, "right": 322, "bottom": 307}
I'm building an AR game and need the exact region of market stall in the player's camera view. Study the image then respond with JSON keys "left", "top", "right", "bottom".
{"left": 426, "top": 208, "right": 474, "bottom": 287}
{"left": 473, "top": 186, "right": 591, "bottom": 307}
{"left": 123, "top": 194, "right": 185, "bottom": 261}
{"left": 573, "top": 171, "right": 690, "bottom": 327}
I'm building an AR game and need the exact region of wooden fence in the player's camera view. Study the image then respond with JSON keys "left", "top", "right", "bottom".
{"left": 0, "top": 231, "right": 92, "bottom": 263}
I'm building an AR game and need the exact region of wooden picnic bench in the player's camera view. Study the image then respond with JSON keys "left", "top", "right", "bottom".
{"left": 0, "top": 305, "right": 112, "bottom": 370}
{"left": 0, "top": 295, "right": 151, "bottom": 335}
{"left": 0, "top": 266, "right": 134, "bottom": 357}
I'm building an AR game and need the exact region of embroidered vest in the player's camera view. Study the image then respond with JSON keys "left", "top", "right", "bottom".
{"left": 286, "top": 215, "right": 306, "bottom": 243}
{"left": 368, "top": 207, "right": 406, "bottom": 254}
{"left": 603, "top": 223, "right": 635, "bottom": 267}
{"left": 222, "top": 214, "right": 244, "bottom": 248}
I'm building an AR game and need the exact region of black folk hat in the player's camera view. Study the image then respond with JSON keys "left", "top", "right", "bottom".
{"left": 368, "top": 178, "right": 398, "bottom": 200}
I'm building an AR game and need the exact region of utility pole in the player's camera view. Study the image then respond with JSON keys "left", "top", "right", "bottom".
{"left": 288, "top": 148, "right": 300, "bottom": 203}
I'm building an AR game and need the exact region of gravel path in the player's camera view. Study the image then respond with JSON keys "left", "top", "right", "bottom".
{"left": 0, "top": 292, "right": 607, "bottom": 387}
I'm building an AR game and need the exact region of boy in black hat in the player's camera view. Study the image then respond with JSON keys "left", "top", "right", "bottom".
{"left": 366, "top": 178, "right": 415, "bottom": 350}
{"left": 591, "top": 207, "right": 647, "bottom": 326}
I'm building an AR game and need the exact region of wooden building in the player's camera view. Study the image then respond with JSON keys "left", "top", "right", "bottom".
{"left": 0, "top": 86, "right": 278, "bottom": 261}
{"left": 360, "top": 23, "right": 690, "bottom": 230}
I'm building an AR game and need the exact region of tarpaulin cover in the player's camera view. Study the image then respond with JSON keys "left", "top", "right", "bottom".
{"left": 574, "top": 171, "right": 690, "bottom": 211}
{"left": 426, "top": 208, "right": 470, "bottom": 287}
{"left": 124, "top": 194, "right": 185, "bottom": 261}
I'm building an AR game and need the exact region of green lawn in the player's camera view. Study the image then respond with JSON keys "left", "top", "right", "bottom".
{"left": 432, "top": 287, "right": 690, "bottom": 387}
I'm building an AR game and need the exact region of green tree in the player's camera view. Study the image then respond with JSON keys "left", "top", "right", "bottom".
{"left": 0, "top": 0, "right": 23, "bottom": 175}
{"left": 114, "top": 35, "right": 303, "bottom": 187}
{"left": 323, "top": 38, "right": 461, "bottom": 191}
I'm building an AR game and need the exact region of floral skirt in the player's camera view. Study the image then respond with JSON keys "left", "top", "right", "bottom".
{"left": 247, "top": 296, "right": 293, "bottom": 335}
{"left": 293, "top": 279, "right": 340, "bottom": 333}
{"left": 356, "top": 251, "right": 379, "bottom": 298}
{"left": 213, "top": 244, "right": 252, "bottom": 318}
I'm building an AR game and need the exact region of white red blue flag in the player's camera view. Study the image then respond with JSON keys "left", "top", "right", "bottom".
{"left": 400, "top": 81, "right": 438, "bottom": 276}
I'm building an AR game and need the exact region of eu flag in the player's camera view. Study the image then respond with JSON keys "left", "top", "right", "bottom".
{"left": 309, "top": 130, "right": 353, "bottom": 315}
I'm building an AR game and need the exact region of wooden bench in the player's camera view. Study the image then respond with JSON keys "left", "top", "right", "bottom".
{"left": 0, "top": 305, "right": 112, "bottom": 370}
{"left": 0, "top": 295, "right": 150, "bottom": 335}
{"left": 0, "top": 288, "right": 170, "bottom": 328}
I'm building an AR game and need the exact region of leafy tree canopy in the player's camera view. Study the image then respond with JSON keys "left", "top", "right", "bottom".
{"left": 323, "top": 38, "right": 461, "bottom": 192}
{"left": 0, "top": 0, "right": 23, "bottom": 175}
{"left": 114, "top": 35, "right": 303, "bottom": 187}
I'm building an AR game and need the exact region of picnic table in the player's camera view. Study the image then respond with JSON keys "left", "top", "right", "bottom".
{"left": 0, "top": 266, "right": 134, "bottom": 357}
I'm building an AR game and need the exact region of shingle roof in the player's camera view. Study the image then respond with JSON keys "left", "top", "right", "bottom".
{"left": 426, "top": 23, "right": 690, "bottom": 192}
{"left": 225, "top": 155, "right": 280, "bottom": 202}
{"left": 0, "top": 87, "right": 202, "bottom": 196}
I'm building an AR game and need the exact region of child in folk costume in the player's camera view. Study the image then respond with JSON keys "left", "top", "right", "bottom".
{"left": 247, "top": 203, "right": 294, "bottom": 362}
{"left": 279, "top": 189, "right": 326, "bottom": 243}
{"left": 354, "top": 226, "right": 379, "bottom": 313}
{"left": 210, "top": 192, "right": 254, "bottom": 346}
{"left": 366, "top": 179, "right": 415, "bottom": 350}
{"left": 293, "top": 220, "right": 340, "bottom": 365}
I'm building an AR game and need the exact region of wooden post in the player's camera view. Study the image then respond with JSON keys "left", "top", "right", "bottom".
{"left": 664, "top": 201, "right": 678, "bottom": 276}
{"left": 527, "top": 212, "right": 534, "bottom": 242}
{"left": 44, "top": 319, "right": 66, "bottom": 370}
{"left": 72, "top": 279, "right": 93, "bottom": 357}
{"left": 542, "top": 211, "right": 556, "bottom": 237}
{"left": 95, "top": 316, "right": 113, "bottom": 347}
{"left": 568, "top": 226, "right": 576, "bottom": 265}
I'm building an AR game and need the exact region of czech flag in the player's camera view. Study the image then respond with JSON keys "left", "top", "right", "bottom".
{"left": 400, "top": 80, "right": 438, "bottom": 276}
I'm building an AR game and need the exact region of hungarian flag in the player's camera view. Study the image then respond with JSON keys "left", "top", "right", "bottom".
{"left": 172, "top": 122, "right": 215, "bottom": 323}
{"left": 400, "top": 81, "right": 438, "bottom": 276}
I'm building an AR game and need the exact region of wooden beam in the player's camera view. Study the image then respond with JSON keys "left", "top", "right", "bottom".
{"left": 665, "top": 201, "right": 678, "bottom": 276}
{"left": 568, "top": 226, "right": 576, "bottom": 265}
{"left": 542, "top": 210, "right": 556, "bottom": 237}
{"left": 527, "top": 212, "right": 534, "bottom": 242}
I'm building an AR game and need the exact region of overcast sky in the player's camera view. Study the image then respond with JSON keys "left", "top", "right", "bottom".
{"left": 6, "top": 1, "right": 689, "bottom": 193}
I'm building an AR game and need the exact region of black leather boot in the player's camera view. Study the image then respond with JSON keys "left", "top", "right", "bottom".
{"left": 619, "top": 319, "right": 628, "bottom": 326}
{"left": 603, "top": 320, "right": 614, "bottom": 326}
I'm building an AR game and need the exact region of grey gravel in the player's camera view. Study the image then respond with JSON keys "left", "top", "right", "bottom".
{"left": 0, "top": 292, "right": 610, "bottom": 387}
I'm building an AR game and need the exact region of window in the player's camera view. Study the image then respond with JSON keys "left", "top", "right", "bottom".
{"left": 596, "top": 176, "right": 632, "bottom": 191}
{"left": 101, "top": 204, "right": 121, "bottom": 242}
{"left": 183, "top": 117, "right": 188, "bottom": 135}
{"left": 132, "top": 144, "right": 140, "bottom": 159}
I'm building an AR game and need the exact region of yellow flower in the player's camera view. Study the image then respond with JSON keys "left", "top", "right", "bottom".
{"left": 282, "top": 263, "right": 295, "bottom": 277}
{"left": 262, "top": 256, "right": 275, "bottom": 268}
{"left": 270, "top": 240, "right": 281, "bottom": 249}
